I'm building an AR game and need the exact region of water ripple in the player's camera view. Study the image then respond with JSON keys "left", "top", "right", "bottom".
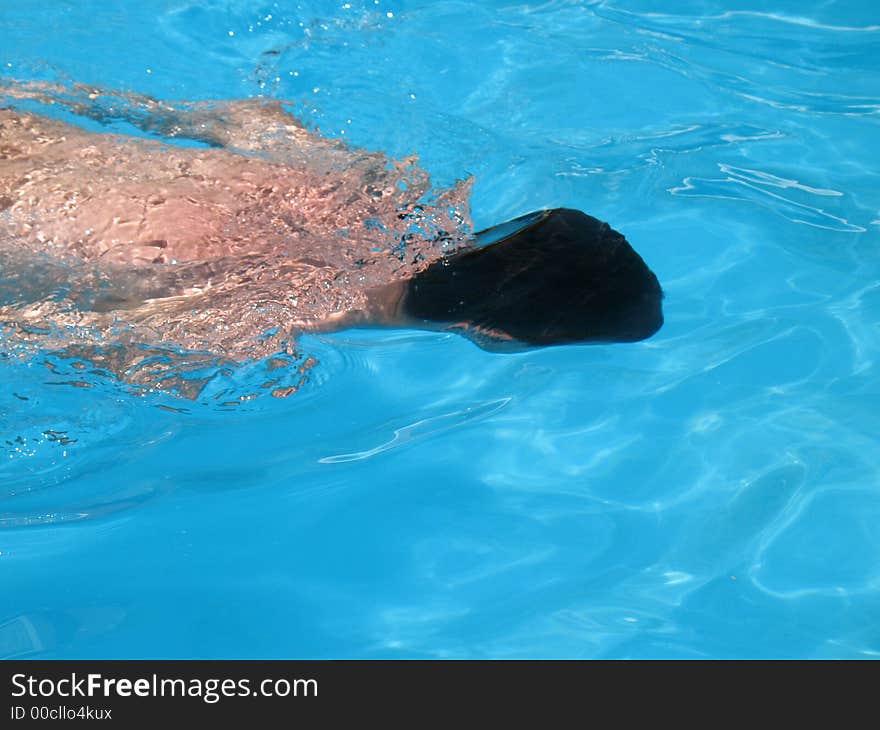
{"left": 669, "top": 163, "right": 866, "bottom": 232}
{"left": 555, "top": 123, "right": 784, "bottom": 177}
{"left": 589, "top": 2, "right": 880, "bottom": 116}
{"left": 319, "top": 397, "right": 511, "bottom": 464}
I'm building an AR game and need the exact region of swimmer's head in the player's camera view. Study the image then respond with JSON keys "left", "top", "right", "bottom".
{"left": 374, "top": 208, "right": 663, "bottom": 352}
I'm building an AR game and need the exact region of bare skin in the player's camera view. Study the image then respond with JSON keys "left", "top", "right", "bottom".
{"left": 0, "top": 80, "right": 473, "bottom": 395}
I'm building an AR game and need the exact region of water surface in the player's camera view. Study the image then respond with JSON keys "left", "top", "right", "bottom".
{"left": 1, "top": 0, "right": 879, "bottom": 658}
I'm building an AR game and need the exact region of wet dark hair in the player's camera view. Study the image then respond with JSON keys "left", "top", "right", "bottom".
{"left": 401, "top": 208, "right": 663, "bottom": 350}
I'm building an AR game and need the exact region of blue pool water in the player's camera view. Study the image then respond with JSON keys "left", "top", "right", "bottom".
{"left": 1, "top": 0, "right": 879, "bottom": 658}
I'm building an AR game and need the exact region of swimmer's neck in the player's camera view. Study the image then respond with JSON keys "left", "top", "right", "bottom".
{"left": 335, "top": 279, "right": 409, "bottom": 330}
{"left": 346, "top": 276, "right": 525, "bottom": 351}
{"left": 342, "top": 278, "right": 462, "bottom": 336}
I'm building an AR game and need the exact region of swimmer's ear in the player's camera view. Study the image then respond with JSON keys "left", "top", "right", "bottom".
{"left": 370, "top": 208, "right": 663, "bottom": 351}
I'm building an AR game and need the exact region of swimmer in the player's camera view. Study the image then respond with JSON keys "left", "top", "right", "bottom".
{"left": 0, "top": 80, "right": 662, "bottom": 392}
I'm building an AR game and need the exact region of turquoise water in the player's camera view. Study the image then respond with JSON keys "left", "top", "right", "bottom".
{"left": 1, "top": 0, "right": 879, "bottom": 658}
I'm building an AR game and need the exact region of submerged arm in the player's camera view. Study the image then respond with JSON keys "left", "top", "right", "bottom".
{"left": 0, "top": 77, "right": 344, "bottom": 156}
